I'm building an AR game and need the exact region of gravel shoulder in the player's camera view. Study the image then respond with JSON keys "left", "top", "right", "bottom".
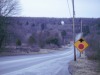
{"left": 68, "top": 52, "right": 100, "bottom": 75}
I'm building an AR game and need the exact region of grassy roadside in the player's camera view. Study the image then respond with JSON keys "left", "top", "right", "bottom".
{"left": 68, "top": 53, "right": 100, "bottom": 75}
{"left": 0, "top": 46, "right": 68, "bottom": 56}
{"left": 68, "top": 24, "right": 100, "bottom": 75}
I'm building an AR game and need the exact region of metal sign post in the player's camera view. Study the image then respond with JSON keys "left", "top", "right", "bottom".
{"left": 81, "top": 19, "right": 82, "bottom": 33}
{"left": 80, "top": 19, "right": 83, "bottom": 57}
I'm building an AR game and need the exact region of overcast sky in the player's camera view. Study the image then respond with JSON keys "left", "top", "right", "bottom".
{"left": 19, "top": 0, "right": 100, "bottom": 18}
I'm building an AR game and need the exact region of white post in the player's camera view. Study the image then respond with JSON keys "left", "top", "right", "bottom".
{"left": 81, "top": 19, "right": 82, "bottom": 33}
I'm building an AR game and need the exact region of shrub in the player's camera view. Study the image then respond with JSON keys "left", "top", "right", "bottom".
{"left": 45, "top": 44, "right": 58, "bottom": 49}
{"left": 61, "top": 30, "right": 66, "bottom": 37}
{"left": 28, "top": 35, "right": 35, "bottom": 46}
{"left": 30, "top": 45, "right": 40, "bottom": 52}
{"left": 26, "top": 21, "right": 29, "bottom": 25}
{"left": 46, "top": 37, "right": 60, "bottom": 46}
{"left": 16, "top": 39, "right": 21, "bottom": 46}
{"left": 85, "top": 33, "right": 100, "bottom": 60}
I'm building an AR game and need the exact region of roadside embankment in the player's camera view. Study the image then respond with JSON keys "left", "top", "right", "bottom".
{"left": 0, "top": 45, "right": 69, "bottom": 56}
{"left": 68, "top": 52, "right": 100, "bottom": 75}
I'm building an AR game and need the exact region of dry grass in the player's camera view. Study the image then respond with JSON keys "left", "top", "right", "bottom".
{"left": 69, "top": 54, "right": 100, "bottom": 75}
{"left": 69, "top": 25, "right": 100, "bottom": 75}
{"left": 85, "top": 32, "right": 100, "bottom": 60}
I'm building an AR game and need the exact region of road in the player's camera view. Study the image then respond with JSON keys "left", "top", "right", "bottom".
{"left": 0, "top": 33, "right": 82, "bottom": 75}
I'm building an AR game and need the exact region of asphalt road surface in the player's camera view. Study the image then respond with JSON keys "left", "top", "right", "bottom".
{"left": 0, "top": 33, "right": 82, "bottom": 75}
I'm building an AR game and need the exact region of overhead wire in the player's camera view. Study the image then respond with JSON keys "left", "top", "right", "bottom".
{"left": 67, "top": 0, "right": 72, "bottom": 17}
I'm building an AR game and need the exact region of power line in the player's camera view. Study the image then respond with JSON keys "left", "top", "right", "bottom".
{"left": 67, "top": 0, "right": 72, "bottom": 17}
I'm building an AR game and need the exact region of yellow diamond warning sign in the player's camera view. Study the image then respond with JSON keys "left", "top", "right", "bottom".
{"left": 74, "top": 38, "right": 89, "bottom": 52}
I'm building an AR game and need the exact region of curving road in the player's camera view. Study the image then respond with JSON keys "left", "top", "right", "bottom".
{"left": 0, "top": 33, "right": 82, "bottom": 75}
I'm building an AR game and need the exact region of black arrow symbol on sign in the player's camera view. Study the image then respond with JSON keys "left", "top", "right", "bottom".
{"left": 79, "top": 39, "right": 84, "bottom": 42}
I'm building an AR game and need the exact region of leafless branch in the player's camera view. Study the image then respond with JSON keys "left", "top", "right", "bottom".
{"left": 0, "top": 0, "right": 20, "bottom": 17}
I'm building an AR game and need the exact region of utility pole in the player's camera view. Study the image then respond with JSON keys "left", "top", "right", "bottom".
{"left": 81, "top": 19, "right": 82, "bottom": 33}
{"left": 72, "top": 0, "right": 76, "bottom": 61}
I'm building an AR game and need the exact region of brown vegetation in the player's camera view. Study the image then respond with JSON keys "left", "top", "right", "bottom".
{"left": 85, "top": 24, "right": 100, "bottom": 60}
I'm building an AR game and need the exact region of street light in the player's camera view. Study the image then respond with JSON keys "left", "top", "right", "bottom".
{"left": 61, "top": 20, "right": 65, "bottom": 26}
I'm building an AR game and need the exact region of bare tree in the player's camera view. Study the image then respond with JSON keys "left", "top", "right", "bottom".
{"left": 0, "top": 0, "right": 20, "bottom": 16}
{"left": 0, "top": 0, "right": 20, "bottom": 48}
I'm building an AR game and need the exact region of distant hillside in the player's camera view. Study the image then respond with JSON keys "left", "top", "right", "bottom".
{"left": 2, "top": 17, "right": 100, "bottom": 46}
{"left": 5, "top": 17, "right": 99, "bottom": 25}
